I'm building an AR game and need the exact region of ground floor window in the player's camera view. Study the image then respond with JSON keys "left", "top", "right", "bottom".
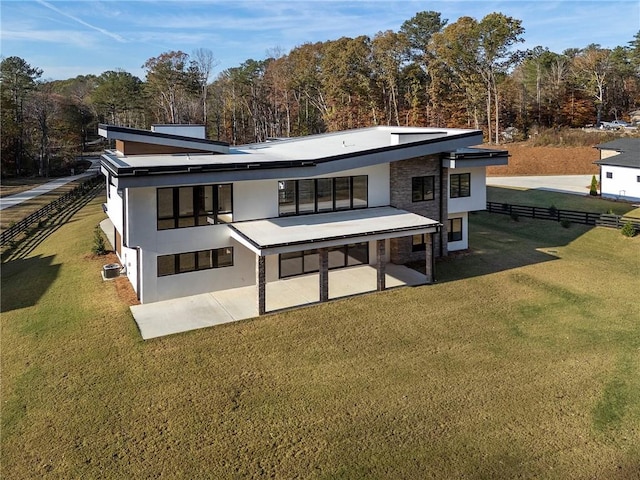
{"left": 412, "top": 233, "right": 427, "bottom": 252}
{"left": 279, "top": 242, "right": 369, "bottom": 278}
{"left": 157, "top": 247, "right": 233, "bottom": 277}
{"left": 448, "top": 218, "right": 463, "bottom": 242}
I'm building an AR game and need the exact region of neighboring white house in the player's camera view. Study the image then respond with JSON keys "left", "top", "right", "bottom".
{"left": 595, "top": 139, "right": 640, "bottom": 202}
{"left": 99, "top": 124, "right": 508, "bottom": 313}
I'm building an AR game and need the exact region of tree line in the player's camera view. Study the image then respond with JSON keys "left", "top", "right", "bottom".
{"left": 2, "top": 10, "right": 639, "bottom": 177}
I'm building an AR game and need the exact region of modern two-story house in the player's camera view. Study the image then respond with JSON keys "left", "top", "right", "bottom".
{"left": 99, "top": 124, "right": 508, "bottom": 315}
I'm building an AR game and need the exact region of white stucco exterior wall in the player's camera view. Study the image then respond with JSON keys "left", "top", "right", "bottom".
{"left": 118, "top": 163, "right": 391, "bottom": 303}
{"left": 447, "top": 212, "right": 469, "bottom": 252}
{"left": 448, "top": 167, "right": 487, "bottom": 214}
{"left": 105, "top": 182, "right": 123, "bottom": 233}
{"left": 600, "top": 165, "right": 640, "bottom": 201}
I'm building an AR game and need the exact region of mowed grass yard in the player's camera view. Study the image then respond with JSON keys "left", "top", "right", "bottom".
{"left": 2, "top": 195, "right": 639, "bottom": 479}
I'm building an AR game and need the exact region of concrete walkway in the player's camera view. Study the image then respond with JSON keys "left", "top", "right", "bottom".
{"left": 487, "top": 175, "right": 593, "bottom": 196}
{"left": 130, "top": 264, "right": 426, "bottom": 340}
{"left": 0, "top": 157, "right": 101, "bottom": 211}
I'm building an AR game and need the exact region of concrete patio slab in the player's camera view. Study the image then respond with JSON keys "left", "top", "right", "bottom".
{"left": 131, "top": 293, "right": 237, "bottom": 339}
{"left": 212, "top": 286, "right": 258, "bottom": 320}
{"left": 130, "top": 264, "right": 427, "bottom": 340}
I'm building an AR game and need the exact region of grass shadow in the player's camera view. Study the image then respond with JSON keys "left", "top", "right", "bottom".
{"left": 1, "top": 254, "right": 61, "bottom": 312}
{"left": 431, "top": 211, "right": 593, "bottom": 283}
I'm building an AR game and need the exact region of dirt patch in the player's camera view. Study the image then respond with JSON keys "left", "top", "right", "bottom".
{"left": 485, "top": 144, "right": 600, "bottom": 176}
{"left": 91, "top": 252, "right": 140, "bottom": 305}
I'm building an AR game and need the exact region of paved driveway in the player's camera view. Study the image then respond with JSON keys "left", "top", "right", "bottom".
{"left": 487, "top": 175, "right": 593, "bottom": 196}
{"left": 0, "top": 157, "right": 101, "bottom": 211}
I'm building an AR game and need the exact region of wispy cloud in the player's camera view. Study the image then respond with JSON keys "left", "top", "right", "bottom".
{"left": 1, "top": 27, "right": 99, "bottom": 48}
{"left": 35, "top": 0, "right": 127, "bottom": 43}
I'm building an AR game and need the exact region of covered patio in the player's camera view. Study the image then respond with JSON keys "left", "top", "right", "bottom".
{"left": 228, "top": 206, "right": 440, "bottom": 316}
{"left": 130, "top": 263, "right": 427, "bottom": 339}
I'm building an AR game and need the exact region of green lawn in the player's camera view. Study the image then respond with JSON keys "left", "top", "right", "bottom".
{"left": 2, "top": 197, "right": 639, "bottom": 479}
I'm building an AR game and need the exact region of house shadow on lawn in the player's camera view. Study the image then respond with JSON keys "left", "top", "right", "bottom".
{"left": 414, "top": 212, "right": 594, "bottom": 283}
{"left": 1, "top": 254, "right": 60, "bottom": 312}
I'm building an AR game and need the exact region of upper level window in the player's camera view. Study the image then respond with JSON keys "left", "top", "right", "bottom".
{"left": 157, "top": 184, "right": 232, "bottom": 230}
{"left": 606, "top": 172, "right": 613, "bottom": 179}
{"left": 450, "top": 173, "right": 470, "bottom": 198}
{"left": 278, "top": 176, "right": 368, "bottom": 216}
{"left": 412, "top": 176, "right": 435, "bottom": 202}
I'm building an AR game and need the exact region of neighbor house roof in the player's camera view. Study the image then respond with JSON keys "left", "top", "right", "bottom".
{"left": 594, "top": 138, "right": 640, "bottom": 169}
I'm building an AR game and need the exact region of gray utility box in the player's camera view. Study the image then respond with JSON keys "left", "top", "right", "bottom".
{"left": 103, "top": 263, "right": 121, "bottom": 279}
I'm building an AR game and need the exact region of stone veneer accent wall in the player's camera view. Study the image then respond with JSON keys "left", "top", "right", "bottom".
{"left": 389, "top": 155, "right": 448, "bottom": 264}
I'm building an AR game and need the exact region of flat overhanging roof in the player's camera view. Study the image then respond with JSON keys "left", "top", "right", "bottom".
{"left": 100, "top": 126, "right": 485, "bottom": 181}
{"left": 226, "top": 206, "right": 441, "bottom": 256}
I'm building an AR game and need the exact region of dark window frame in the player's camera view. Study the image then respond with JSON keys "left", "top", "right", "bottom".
{"left": 278, "top": 176, "right": 368, "bottom": 216}
{"left": 606, "top": 172, "right": 613, "bottom": 179}
{"left": 278, "top": 243, "right": 369, "bottom": 278}
{"left": 448, "top": 218, "right": 463, "bottom": 242}
{"left": 157, "top": 184, "right": 233, "bottom": 230}
{"left": 412, "top": 233, "right": 427, "bottom": 252}
{"left": 157, "top": 247, "right": 234, "bottom": 277}
{"left": 450, "top": 173, "right": 471, "bottom": 198}
{"left": 411, "top": 176, "right": 435, "bottom": 202}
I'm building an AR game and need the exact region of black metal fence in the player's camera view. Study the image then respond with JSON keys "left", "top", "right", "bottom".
{"left": 486, "top": 201, "right": 601, "bottom": 225}
{"left": 1, "top": 175, "right": 103, "bottom": 246}
{"left": 486, "top": 201, "right": 640, "bottom": 231}
{"left": 595, "top": 214, "right": 640, "bottom": 230}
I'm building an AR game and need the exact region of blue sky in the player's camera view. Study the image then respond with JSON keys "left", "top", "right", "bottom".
{"left": 1, "top": 0, "right": 639, "bottom": 81}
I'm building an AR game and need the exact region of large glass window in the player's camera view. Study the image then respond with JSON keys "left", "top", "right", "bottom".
{"left": 279, "top": 243, "right": 369, "bottom": 278}
{"left": 412, "top": 176, "right": 435, "bottom": 202}
{"left": 278, "top": 176, "right": 368, "bottom": 216}
{"left": 157, "top": 184, "right": 233, "bottom": 230}
{"left": 298, "top": 179, "right": 316, "bottom": 214}
{"left": 217, "top": 184, "right": 233, "bottom": 223}
{"left": 450, "top": 173, "right": 471, "bottom": 198}
{"left": 352, "top": 176, "right": 368, "bottom": 208}
{"left": 412, "top": 234, "right": 427, "bottom": 252}
{"left": 317, "top": 178, "right": 333, "bottom": 212}
{"left": 346, "top": 242, "right": 368, "bottom": 265}
{"left": 334, "top": 177, "right": 351, "bottom": 210}
{"left": 157, "top": 188, "right": 175, "bottom": 230}
{"left": 448, "top": 218, "right": 463, "bottom": 242}
{"left": 278, "top": 181, "right": 297, "bottom": 215}
{"left": 157, "top": 247, "right": 234, "bottom": 277}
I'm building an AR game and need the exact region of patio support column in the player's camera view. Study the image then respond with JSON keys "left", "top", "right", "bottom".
{"left": 376, "top": 239, "right": 386, "bottom": 291}
{"left": 425, "top": 233, "right": 434, "bottom": 284}
{"left": 256, "top": 255, "right": 266, "bottom": 315}
{"left": 319, "top": 247, "right": 329, "bottom": 302}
